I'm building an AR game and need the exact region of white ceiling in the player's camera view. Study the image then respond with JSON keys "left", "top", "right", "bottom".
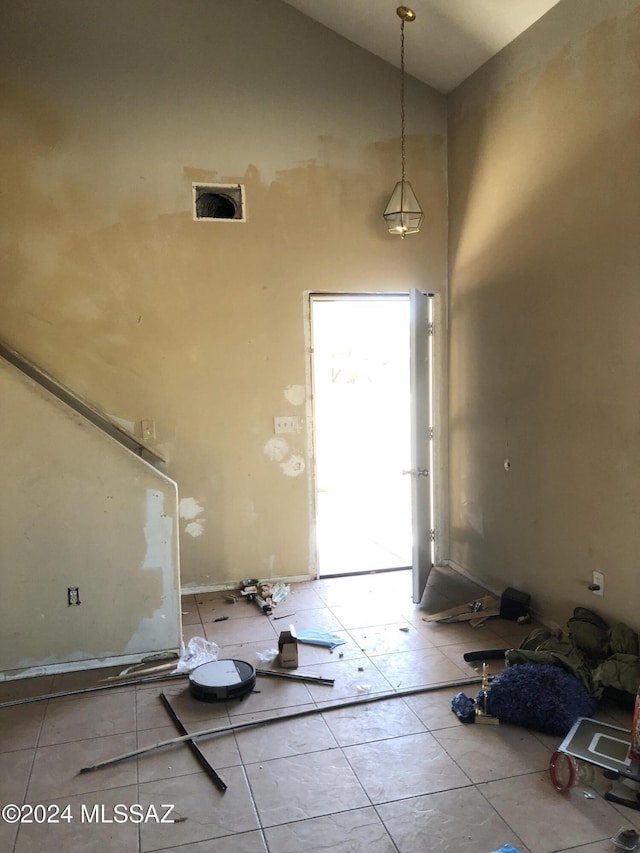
{"left": 283, "top": 0, "right": 561, "bottom": 93}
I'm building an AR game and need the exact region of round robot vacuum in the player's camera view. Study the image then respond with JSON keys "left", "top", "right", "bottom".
{"left": 189, "top": 659, "right": 256, "bottom": 702}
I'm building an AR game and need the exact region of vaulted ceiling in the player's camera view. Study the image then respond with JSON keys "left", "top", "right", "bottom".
{"left": 283, "top": 0, "right": 561, "bottom": 93}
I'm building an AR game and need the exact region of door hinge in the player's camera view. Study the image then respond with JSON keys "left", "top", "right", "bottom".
{"left": 429, "top": 529, "right": 436, "bottom": 542}
{"left": 428, "top": 426, "right": 434, "bottom": 441}
{"left": 427, "top": 322, "right": 434, "bottom": 336}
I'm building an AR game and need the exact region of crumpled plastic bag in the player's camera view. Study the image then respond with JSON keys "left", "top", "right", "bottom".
{"left": 451, "top": 691, "right": 476, "bottom": 723}
{"left": 255, "top": 648, "right": 279, "bottom": 663}
{"left": 175, "top": 636, "right": 219, "bottom": 673}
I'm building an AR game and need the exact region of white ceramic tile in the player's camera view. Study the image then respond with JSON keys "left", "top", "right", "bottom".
{"left": 432, "top": 722, "right": 552, "bottom": 783}
{"left": 404, "top": 686, "right": 473, "bottom": 731}
{"left": 331, "top": 600, "right": 414, "bottom": 630}
{"left": 39, "top": 690, "right": 136, "bottom": 745}
{"left": 369, "top": 647, "right": 470, "bottom": 690}
{"left": 13, "top": 785, "right": 139, "bottom": 853}
{"left": 27, "top": 733, "right": 138, "bottom": 800}
{"left": 480, "top": 771, "right": 628, "bottom": 853}
{"left": 347, "top": 622, "right": 435, "bottom": 656}
{"left": 0, "top": 703, "right": 46, "bottom": 753}
{"left": 235, "top": 714, "right": 337, "bottom": 763}
{"left": 343, "top": 731, "right": 471, "bottom": 803}
{"left": 245, "top": 748, "right": 369, "bottom": 827}
{"left": 139, "top": 767, "right": 259, "bottom": 850}
{"left": 284, "top": 607, "right": 347, "bottom": 634}
{"left": 203, "top": 615, "right": 278, "bottom": 646}
{"left": 302, "top": 657, "right": 394, "bottom": 703}
{"left": 137, "top": 723, "right": 241, "bottom": 783}
{"left": 264, "top": 807, "right": 397, "bottom": 852}
{"left": 161, "top": 831, "right": 269, "bottom": 852}
{"left": 322, "top": 697, "right": 426, "bottom": 746}
{"left": 0, "top": 748, "right": 34, "bottom": 803}
{"left": 377, "top": 786, "right": 529, "bottom": 853}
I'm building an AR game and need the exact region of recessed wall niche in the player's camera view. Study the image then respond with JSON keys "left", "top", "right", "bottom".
{"left": 192, "top": 183, "right": 246, "bottom": 222}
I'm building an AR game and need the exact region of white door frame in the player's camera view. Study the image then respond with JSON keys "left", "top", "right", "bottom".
{"left": 303, "top": 290, "right": 447, "bottom": 581}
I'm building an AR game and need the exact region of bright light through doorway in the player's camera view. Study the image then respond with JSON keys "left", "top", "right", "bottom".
{"left": 311, "top": 295, "right": 412, "bottom": 576}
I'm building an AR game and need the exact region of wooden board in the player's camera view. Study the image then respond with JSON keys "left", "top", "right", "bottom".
{"left": 422, "top": 595, "right": 500, "bottom": 624}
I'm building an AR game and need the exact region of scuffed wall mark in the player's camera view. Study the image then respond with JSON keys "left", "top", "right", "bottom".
{"left": 284, "top": 384, "right": 305, "bottom": 406}
{"left": 264, "top": 437, "right": 289, "bottom": 462}
{"left": 108, "top": 414, "right": 136, "bottom": 434}
{"left": 263, "top": 554, "right": 275, "bottom": 576}
{"left": 179, "top": 497, "right": 204, "bottom": 520}
{"left": 183, "top": 166, "right": 218, "bottom": 182}
{"left": 185, "top": 520, "right": 205, "bottom": 538}
{"left": 281, "top": 455, "right": 305, "bottom": 477}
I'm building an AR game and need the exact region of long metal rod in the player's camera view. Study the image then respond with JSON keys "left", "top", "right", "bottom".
{"left": 255, "top": 669, "right": 335, "bottom": 686}
{"left": 0, "top": 666, "right": 332, "bottom": 709}
{"left": 79, "top": 675, "right": 481, "bottom": 775}
{"left": 0, "top": 672, "right": 186, "bottom": 709}
{"left": 159, "top": 693, "right": 227, "bottom": 793}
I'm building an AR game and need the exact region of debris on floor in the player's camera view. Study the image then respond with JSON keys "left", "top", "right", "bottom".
{"left": 451, "top": 691, "right": 476, "bottom": 723}
{"left": 159, "top": 692, "right": 227, "bottom": 792}
{"left": 485, "top": 663, "right": 596, "bottom": 735}
{"left": 606, "top": 778, "right": 640, "bottom": 812}
{"left": 423, "top": 587, "right": 531, "bottom": 628}
{"left": 422, "top": 595, "right": 500, "bottom": 627}
{"left": 240, "top": 579, "right": 290, "bottom": 614}
{"left": 175, "top": 635, "right": 219, "bottom": 673}
{"left": 256, "top": 668, "right": 334, "bottom": 686}
{"left": 612, "top": 827, "right": 640, "bottom": 851}
{"left": 452, "top": 663, "right": 499, "bottom": 725}
{"left": 296, "top": 627, "right": 346, "bottom": 649}
{"left": 278, "top": 625, "right": 299, "bottom": 668}
{"left": 490, "top": 845, "right": 523, "bottom": 853}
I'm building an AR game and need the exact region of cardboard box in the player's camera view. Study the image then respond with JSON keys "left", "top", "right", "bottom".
{"left": 278, "top": 625, "right": 298, "bottom": 668}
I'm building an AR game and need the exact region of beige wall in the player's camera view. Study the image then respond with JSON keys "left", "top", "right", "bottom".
{"left": 448, "top": 0, "right": 640, "bottom": 628}
{"left": 0, "top": 360, "right": 181, "bottom": 677}
{"left": 0, "top": 0, "right": 447, "bottom": 591}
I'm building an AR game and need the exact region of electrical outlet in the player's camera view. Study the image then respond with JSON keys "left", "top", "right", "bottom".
{"left": 591, "top": 570, "right": 604, "bottom": 597}
{"left": 68, "top": 587, "right": 81, "bottom": 606}
{"left": 141, "top": 419, "right": 156, "bottom": 441}
{"left": 274, "top": 416, "right": 299, "bottom": 434}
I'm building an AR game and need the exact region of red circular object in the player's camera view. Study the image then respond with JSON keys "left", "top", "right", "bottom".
{"left": 549, "top": 750, "right": 577, "bottom": 791}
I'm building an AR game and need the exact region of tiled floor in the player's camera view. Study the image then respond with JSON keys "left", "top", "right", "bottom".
{"left": 0, "top": 566, "right": 637, "bottom": 852}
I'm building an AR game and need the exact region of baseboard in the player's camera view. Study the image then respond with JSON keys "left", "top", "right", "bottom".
{"left": 181, "top": 574, "right": 314, "bottom": 597}
{"left": 0, "top": 648, "right": 181, "bottom": 682}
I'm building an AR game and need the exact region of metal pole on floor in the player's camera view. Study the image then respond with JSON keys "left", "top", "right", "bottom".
{"left": 79, "top": 675, "right": 482, "bottom": 775}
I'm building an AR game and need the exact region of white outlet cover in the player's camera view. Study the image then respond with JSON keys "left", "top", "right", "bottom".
{"left": 274, "top": 416, "right": 299, "bottom": 434}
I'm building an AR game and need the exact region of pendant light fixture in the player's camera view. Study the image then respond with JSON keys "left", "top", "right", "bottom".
{"left": 383, "top": 6, "right": 424, "bottom": 238}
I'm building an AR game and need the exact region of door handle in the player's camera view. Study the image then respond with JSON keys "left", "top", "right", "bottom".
{"left": 402, "top": 469, "right": 429, "bottom": 477}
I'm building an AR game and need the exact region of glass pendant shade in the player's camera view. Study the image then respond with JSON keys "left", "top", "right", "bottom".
{"left": 384, "top": 180, "right": 424, "bottom": 237}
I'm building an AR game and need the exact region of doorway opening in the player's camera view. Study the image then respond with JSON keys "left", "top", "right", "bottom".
{"left": 310, "top": 294, "right": 413, "bottom": 577}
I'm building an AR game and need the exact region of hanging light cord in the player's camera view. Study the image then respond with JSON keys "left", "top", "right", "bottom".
{"left": 400, "top": 16, "right": 406, "bottom": 184}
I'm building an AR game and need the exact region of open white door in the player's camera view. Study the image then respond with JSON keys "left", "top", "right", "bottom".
{"left": 409, "top": 288, "right": 433, "bottom": 603}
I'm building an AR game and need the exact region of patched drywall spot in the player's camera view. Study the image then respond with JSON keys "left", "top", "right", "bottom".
{"left": 179, "top": 497, "right": 206, "bottom": 538}
{"left": 241, "top": 499, "right": 258, "bottom": 526}
{"left": 179, "top": 497, "right": 204, "bottom": 520}
{"left": 281, "top": 454, "right": 305, "bottom": 477}
{"left": 284, "top": 384, "right": 305, "bottom": 406}
{"left": 264, "top": 437, "right": 289, "bottom": 462}
{"left": 185, "top": 520, "right": 205, "bottom": 538}
{"left": 143, "top": 489, "right": 174, "bottom": 570}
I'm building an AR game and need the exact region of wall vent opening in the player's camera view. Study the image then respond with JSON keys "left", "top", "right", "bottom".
{"left": 193, "top": 183, "right": 246, "bottom": 222}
